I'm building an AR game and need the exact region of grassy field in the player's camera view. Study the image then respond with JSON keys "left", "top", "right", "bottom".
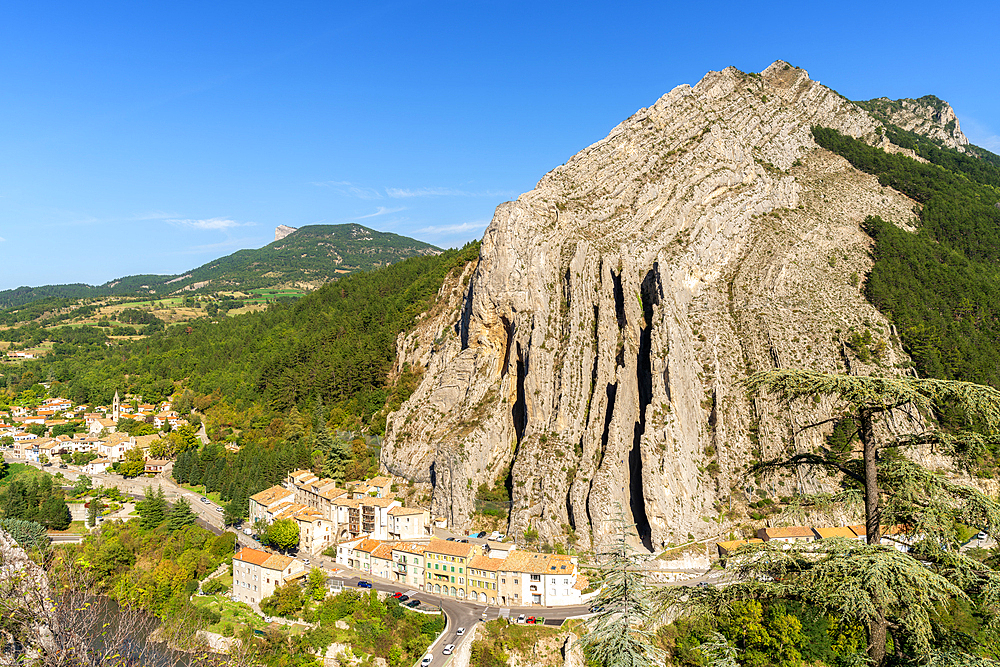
{"left": 48, "top": 520, "right": 88, "bottom": 535}
{"left": 0, "top": 463, "right": 49, "bottom": 487}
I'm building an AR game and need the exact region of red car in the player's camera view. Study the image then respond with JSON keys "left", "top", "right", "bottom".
{"left": 526, "top": 616, "right": 537, "bottom": 624}
{"left": 391, "top": 592, "right": 403, "bottom": 599}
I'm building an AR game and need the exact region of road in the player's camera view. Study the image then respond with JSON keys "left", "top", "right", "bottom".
{"left": 331, "top": 570, "right": 591, "bottom": 664}
{"left": 5, "top": 456, "right": 227, "bottom": 532}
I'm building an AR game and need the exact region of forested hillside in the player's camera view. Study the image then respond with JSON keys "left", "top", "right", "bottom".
{"left": 813, "top": 126, "right": 1000, "bottom": 388}
{"left": 0, "top": 223, "right": 440, "bottom": 310}
{"left": 27, "top": 242, "right": 478, "bottom": 431}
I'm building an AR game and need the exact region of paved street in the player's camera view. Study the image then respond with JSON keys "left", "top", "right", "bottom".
{"left": 329, "top": 569, "right": 591, "bottom": 664}
{"left": 5, "top": 456, "right": 226, "bottom": 531}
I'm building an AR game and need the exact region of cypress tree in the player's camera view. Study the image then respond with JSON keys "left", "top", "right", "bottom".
{"left": 165, "top": 497, "right": 196, "bottom": 531}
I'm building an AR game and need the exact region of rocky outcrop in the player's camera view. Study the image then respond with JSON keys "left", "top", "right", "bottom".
{"left": 860, "top": 95, "right": 969, "bottom": 150}
{"left": 0, "top": 529, "right": 58, "bottom": 664}
{"left": 381, "top": 61, "right": 924, "bottom": 550}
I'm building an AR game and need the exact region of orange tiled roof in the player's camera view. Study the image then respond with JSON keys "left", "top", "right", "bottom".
{"left": 468, "top": 555, "right": 505, "bottom": 572}
{"left": 391, "top": 542, "right": 427, "bottom": 556}
{"left": 814, "top": 526, "right": 857, "bottom": 539}
{"left": 388, "top": 506, "right": 427, "bottom": 516}
{"left": 371, "top": 543, "right": 395, "bottom": 560}
{"left": 354, "top": 538, "right": 383, "bottom": 554}
{"left": 250, "top": 485, "right": 295, "bottom": 505}
{"left": 426, "top": 538, "right": 476, "bottom": 558}
{"left": 762, "top": 526, "right": 815, "bottom": 539}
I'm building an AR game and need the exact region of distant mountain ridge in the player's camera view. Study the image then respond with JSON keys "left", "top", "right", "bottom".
{"left": 0, "top": 224, "right": 441, "bottom": 310}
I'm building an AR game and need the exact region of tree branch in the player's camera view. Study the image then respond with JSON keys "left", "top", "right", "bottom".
{"left": 753, "top": 453, "right": 865, "bottom": 485}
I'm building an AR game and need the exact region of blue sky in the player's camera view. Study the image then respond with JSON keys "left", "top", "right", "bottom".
{"left": 1, "top": 0, "right": 997, "bottom": 291}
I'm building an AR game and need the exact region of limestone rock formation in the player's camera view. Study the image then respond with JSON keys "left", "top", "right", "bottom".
{"left": 275, "top": 224, "right": 298, "bottom": 241}
{"left": 860, "top": 95, "right": 969, "bottom": 150}
{"left": 381, "top": 61, "right": 928, "bottom": 550}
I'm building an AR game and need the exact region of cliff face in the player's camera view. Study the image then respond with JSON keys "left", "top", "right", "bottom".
{"left": 381, "top": 61, "right": 922, "bottom": 550}
{"left": 860, "top": 95, "right": 970, "bottom": 150}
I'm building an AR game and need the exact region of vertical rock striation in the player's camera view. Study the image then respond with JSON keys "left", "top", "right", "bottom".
{"left": 381, "top": 61, "right": 923, "bottom": 549}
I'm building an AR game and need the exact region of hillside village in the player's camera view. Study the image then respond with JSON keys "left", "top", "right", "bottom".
{"left": 0, "top": 390, "right": 183, "bottom": 474}
{"left": 242, "top": 469, "right": 592, "bottom": 608}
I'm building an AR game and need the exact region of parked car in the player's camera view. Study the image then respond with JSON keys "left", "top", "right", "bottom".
{"left": 456, "top": 627, "right": 465, "bottom": 636}
{"left": 442, "top": 644, "right": 455, "bottom": 655}
{"left": 215, "top": 506, "right": 223, "bottom": 512}
{"left": 516, "top": 614, "right": 525, "bottom": 623}
{"left": 526, "top": 616, "right": 536, "bottom": 624}
{"left": 420, "top": 655, "right": 433, "bottom": 666}
{"left": 391, "top": 592, "right": 403, "bottom": 599}
{"left": 200, "top": 497, "right": 209, "bottom": 503}
{"left": 357, "top": 580, "right": 373, "bottom": 588}
{"left": 405, "top": 599, "right": 420, "bottom": 608}
{"left": 978, "top": 532, "right": 989, "bottom": 540}
{"left": 302, "top": 558, "right": 310, "bottom": 565}
{"left": 445, "top": 537, "right": 456, "bottom": 542}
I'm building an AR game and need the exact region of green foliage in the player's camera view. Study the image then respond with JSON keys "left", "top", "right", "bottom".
{"left": 812, "top": 126, "right": 1000, "bottom": 390}
{"left": 261, "top": 580, "right": 306, "bottom": 618}
{"left": 0, "top": 471, "right": 72, "bottom": 529}
{"left": 307, "top": 567, "right": 327, "bottom": 601}
{"left": 24, "top": 243, "right": 479, "bottom": 428}
{"left": 312, "top": 590, "right": 443, "bottom": 665}
{"left": 117, "top": 418, "right": 158, "bottom": 436}
{"left": 201, "top": 577, "right": 228, "bottom": 595}
{"left": 70, "top": 517, "right": 227, "bottom": 614}
{"left": 118, "top": 447, "right": 146, "bottom": 478}
{"left": 579, "top": 508, "right": 665, "bottom": 667}
{"left": 0, "top": 517, "right": 49, "bottom": 553}
{"left": 165, "top": 497, "right": 196, "bottom": 531}
{"left": 265, "top": 518, "right": 299, "bottom": 551}
{"left": 136, "top": 486, "right": 168, "bottom": 530}
{"left": 730, "top": 369, "right": 1000, "bottom": 665}
{"left": 86, "top": 496, "right": 102, "bottom": 528}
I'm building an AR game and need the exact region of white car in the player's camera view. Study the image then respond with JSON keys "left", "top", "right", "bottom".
{"left": 420, "top": 655, "right": 433, "bottom": 666}
{"left": 442, "top": 645, "right": 455, "bottom": 655}
{"left": 517, "top": 614, "right": 525, "bottom": 623}
{"left": 456, "top": 627, "right": 465, "bottom": 636}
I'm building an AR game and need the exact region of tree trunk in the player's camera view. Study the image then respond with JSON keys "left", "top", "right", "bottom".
{"left": 860, "top": 408, "right": 887, "bottom": 665}
{"left": 868, "top": 608, "right": 888, "bottom": 667}
{"left": 859, "top": 409, "right": 882, "bottom": 545}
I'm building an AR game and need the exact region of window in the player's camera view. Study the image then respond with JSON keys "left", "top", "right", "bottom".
{"left": 458, "top": 567, "right": 463, "bottom": 573}
{"left": 451, "top": 576, "right": 455, "bottom": 583}
{"left": 530, "top": 574, "right": 540, "bottom": 582}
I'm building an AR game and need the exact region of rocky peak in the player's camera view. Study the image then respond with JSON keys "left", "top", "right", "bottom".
{"left": 381, "top": 61, "right": 921, "bottom": 551}
{"left": 859, "top": 94, "right": 969, "bottom": 150}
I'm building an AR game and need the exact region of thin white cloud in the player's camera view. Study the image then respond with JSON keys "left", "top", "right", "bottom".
{"left": 134, "top": 210, "right": 178, "bottom": 221}
{"left": 311, "top": 180, "right": 382, "bottom": 200}
{"left": 416, "top": 221, "right": 489, "bottom": 235}
{"left": 385, "top": 187, "right": 515, "bottom": 199}
{"left": 170, "top": 217, "right": 253, "bottom": 231}
{"left": 355, "top": 206, "right": 406, "bottom": 219}
{"left": 0, "top": 236, "right": 5, "bottom": 242}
